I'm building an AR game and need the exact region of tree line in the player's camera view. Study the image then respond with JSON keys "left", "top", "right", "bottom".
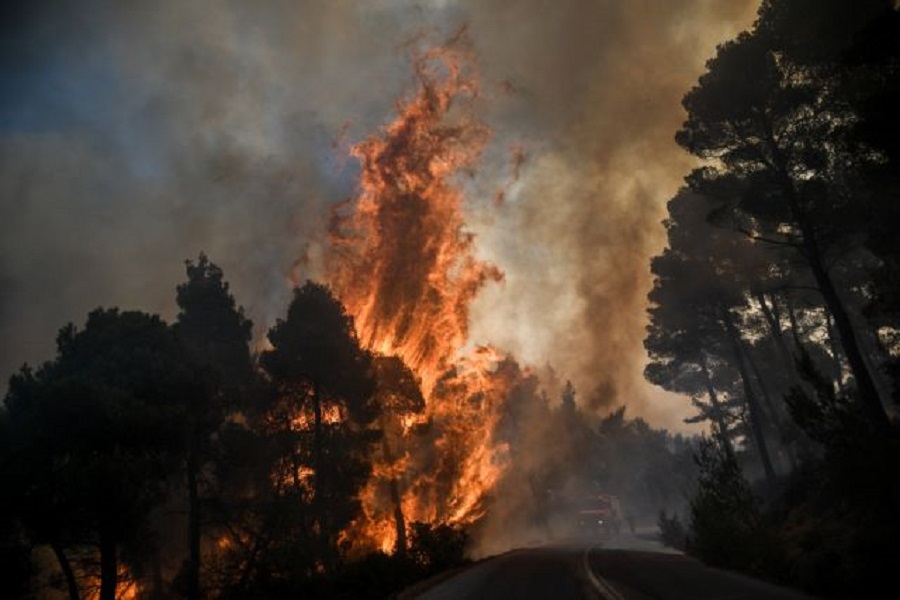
{"left": 646, "top": 1, "right": 900, "bottom": 596}
{"left": 0, "top": 247, "right": 696, "bottom": 600}
{"left": 0, "top": 255, "right": 455, "bottom": 599}
{"left": 1, "top": 252, "right": 697, "bottom": 599}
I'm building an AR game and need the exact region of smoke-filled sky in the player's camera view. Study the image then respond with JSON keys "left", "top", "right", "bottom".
{"left": 1, "top": 0, "right": 758, "bottom": 431}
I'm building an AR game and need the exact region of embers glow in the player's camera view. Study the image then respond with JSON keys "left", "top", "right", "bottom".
{"left": 290, "top": 403, "right": 344, "bottom": 430}
{"left": 83, "top": 566, "right": 139, "bottom": 600}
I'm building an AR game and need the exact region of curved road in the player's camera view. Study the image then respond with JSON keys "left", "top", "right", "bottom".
{"left": 405, "top": 533, "right": 818, "bottom": 600}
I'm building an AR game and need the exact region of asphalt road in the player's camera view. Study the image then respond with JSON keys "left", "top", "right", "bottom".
{"left": 406, "top": 533, "right": 819, "bottom": 600}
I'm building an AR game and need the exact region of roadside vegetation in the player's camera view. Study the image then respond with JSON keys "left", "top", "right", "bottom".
{"left": 647, "top": 2, "right": 900, "bottom": 597}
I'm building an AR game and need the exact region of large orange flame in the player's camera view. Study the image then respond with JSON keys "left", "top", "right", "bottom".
{"left": 326, "top": 32, "right": 517, "bottom": 553}
{"left": 328, "top": 34, "right": 502, "bottom": 397}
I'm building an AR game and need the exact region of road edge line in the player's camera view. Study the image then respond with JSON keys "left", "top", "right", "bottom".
{"left": 582, "top": 546, "right": 625, "bottom": 600}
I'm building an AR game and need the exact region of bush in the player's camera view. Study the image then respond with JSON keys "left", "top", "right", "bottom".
{"left": 688, "top": 437, "right": 780, "bottom": 575}
{"left": 657, "top": 510, "right": 687, "bottom": 551}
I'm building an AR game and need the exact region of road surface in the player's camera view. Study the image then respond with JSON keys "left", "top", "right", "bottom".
{"left": 405, "top": 533, "right": 818, "bottom": 599}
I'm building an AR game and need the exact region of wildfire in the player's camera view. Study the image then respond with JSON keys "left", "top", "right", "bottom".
{"left": 328, "top": 30, "right": 502, "bottom": 398}
{"left": 326, "top": 31, "right": 519, "bottom": 554}
{"left": 430, "top": 346, "right": 514, "bottom": 525}
{"left": 82, "top": 565, "right": 139, "bottom": 600}
{"left": 290, "top": 403, "right": 344, "bottom": 430}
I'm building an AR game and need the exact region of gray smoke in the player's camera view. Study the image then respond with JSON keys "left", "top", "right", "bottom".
{"left": 1, "top": 0, "right": 758, "bottom": 430}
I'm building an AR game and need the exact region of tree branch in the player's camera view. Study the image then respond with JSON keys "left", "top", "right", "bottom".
{"left": 736, "top": 227, "right": 803, "bottom": 249}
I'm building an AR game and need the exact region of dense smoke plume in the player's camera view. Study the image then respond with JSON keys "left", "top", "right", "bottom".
{"left": 462, "top": 0, "right": 759, "bottom": 422}
{"left": 2, "top": 1, "right": 757, "bottom": 431}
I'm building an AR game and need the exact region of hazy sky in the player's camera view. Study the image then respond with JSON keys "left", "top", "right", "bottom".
{"left": 1, "top": 0, "right": 759, "bottom": 431}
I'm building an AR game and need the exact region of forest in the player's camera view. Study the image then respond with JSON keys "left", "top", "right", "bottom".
{"left": 3, "top": 0, "right": 900, "bottom": 599}
{"left": 647, "top": 0, "right": 900, "bottom": 598}
{"left": 0, "top": 256, "right": 697, "bottom": 599}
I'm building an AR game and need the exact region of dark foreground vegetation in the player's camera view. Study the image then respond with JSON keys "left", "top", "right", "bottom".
{"left": 648, "top": 1, "right": 900, "bottom": 598}
{"left": 0, "top": 253, "right": 477, "bottom": 599}
{"left": 0, "top": 251, "right": 697, "bottom": 599}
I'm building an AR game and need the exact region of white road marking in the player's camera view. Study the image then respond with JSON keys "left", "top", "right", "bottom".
{"left": 582, "top": 545, "right": 625, "bottom": 600}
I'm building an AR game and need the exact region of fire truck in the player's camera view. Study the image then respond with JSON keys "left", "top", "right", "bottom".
{"left": 574, "top": 493, "right": 622, "bottom": 537}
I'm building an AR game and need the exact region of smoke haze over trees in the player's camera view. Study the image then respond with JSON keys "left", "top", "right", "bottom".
{"left": 4, "top": 0, "right": 900, "bottom": 598}
{"left": 1, "top": 0, "right": 760, "bottom": 430}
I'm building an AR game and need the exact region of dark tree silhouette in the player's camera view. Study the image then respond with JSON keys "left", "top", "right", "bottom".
{"left": 688, "top": 436, "right": 770, "bottom": 572}
{"left": 676, "top": 1, "right": 896, "bottom": 432}
{"left": 646, "top": 189, "right": 779, "bottom": 473}
{"left": 3, "top": 309, "right": 190, "bottom": 600}
{"left": 647, "top": 2, "right": 900, "bottom": 595}
{"left": 844, "top": 9, "right": 900, "bottom": 399}
{"left": 259, "top": 281, "right": 377, "bottom": 573}
{"left": 173, "top": 253, "right": 254, "bottom": 600}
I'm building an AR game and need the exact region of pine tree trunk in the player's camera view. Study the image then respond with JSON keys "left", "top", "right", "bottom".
{"left": 756, "top": 292, "right": 801, "bottom": 386}
{"left": 721, "top": 307, "right": 776, "bottom": 481}
{"left": 312, "top": 380, "right": 330, "bottom": 570}
{"left": 805, "top": 237, "right": 891, "bottom": 432}
{"left": 99, "top": 527, "right": 117, "bottom": 600}
{"left": 743, "top": 339, "right": 783, "bottom": 429}
{"left": 51, "top": 541, "right": 81, "bottom": 600}
{"left": 380, "top": 430, "right": 407, "bottom": 554}
{"left": 752, "top": 296, "right": 822, "bottom": 465}
{"left": 769, "top": 142, "right": 892, "bottom": 432}
{"left": 785, "top": 294, "right": 807, "bottom": 354}
{"left": 701, "top": 356, "right": 735, "bottom": 457}
{"left": 824, "top": 309, "right": 847, "bottom": 391}
{"left": 743, "top": 340, "right": 803, "bottom": 470}
{"left": 186, "top": 432, "right": 201, "bottom": 600}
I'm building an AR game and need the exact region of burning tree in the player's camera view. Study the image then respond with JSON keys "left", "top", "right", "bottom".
{"left": 259, "top": 281, "right": 379, "bottom": 573}
{"left": 362, "top": 355, "right": 426, "bottom": 556}
{"left": 325, "top": 31, "right": 518, "bottom": 553}
{"left": 328, "top": 32, "right": 501, "bottom": 392}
